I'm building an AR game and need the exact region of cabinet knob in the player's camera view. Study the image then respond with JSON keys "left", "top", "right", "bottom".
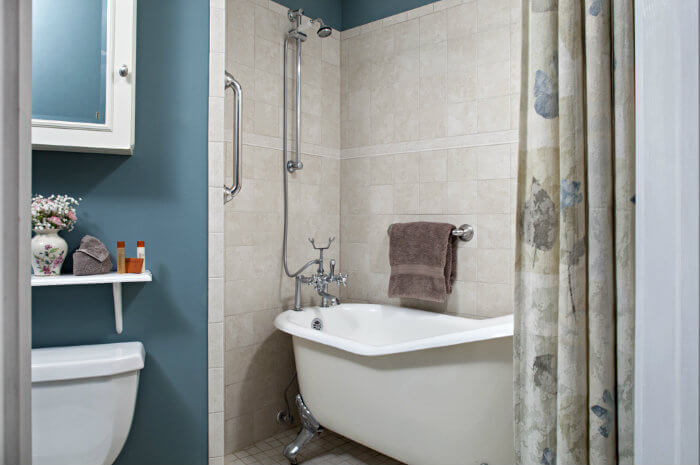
{"left": 118, "top": 65, "right": 129, "bottom": 77}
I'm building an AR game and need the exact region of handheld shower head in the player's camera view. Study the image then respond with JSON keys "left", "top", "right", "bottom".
{"left": 288, "top": 12, "right": 332, "bottom": 38}
{"left": 288, "top": 16, "right": 332, "bottom": 39}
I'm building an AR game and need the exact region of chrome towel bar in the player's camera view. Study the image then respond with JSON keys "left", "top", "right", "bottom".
{"left": 387, "top": 224, "right": 474, "bottom": 242}
{"left": 451, "top": 224, "right": 474, "bottom": 242}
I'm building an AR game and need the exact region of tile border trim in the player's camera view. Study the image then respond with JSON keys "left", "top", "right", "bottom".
{"left": 242, "top": 132, "right": 341, "bottom": 159}
{"left": 339, "top": 130, "right": 518, "bottom": 159}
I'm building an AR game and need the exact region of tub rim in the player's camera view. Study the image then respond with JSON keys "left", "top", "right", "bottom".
{"left": 274, "top": 304, "right": 513, "bottom": 356}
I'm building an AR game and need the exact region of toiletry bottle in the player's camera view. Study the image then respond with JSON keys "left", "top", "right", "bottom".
{"left": 117, "top": 241, "right": 126, "bottom": 274}
{"left": 137, "top": 241, "right": 146, "bottom": 273}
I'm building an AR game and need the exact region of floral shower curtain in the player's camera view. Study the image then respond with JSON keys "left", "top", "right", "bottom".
{"left": 513, "top": 0, "right": 635, "bottom": 463}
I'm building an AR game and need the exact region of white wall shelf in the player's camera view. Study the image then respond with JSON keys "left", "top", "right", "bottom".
{"left": 31, "top": 271, "right": 152, "bottom": 334}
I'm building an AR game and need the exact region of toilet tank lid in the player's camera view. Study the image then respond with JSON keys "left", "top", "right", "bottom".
{"left": 32, "top": 342, "right": 145, "bottom": 383}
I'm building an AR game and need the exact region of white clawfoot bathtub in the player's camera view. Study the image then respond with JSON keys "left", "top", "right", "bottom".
{"left": 274, "top": 303, "right": 514, "bottom": 465}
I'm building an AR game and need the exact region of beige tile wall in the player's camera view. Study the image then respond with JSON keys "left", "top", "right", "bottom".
{"left": 338, "top": 0, "right": 521, "bottom": 318}
{"left": 223, "top": 0, "right": 340, "bottom": 454}
{"left": 219, "top": 0, "right": 521, "bottom": 456}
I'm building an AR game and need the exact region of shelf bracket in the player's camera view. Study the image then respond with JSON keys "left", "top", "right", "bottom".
{"left": 113, "top": 282, "right": 123, "bottom": 334}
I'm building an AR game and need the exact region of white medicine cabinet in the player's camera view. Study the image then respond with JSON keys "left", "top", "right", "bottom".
{"left": 32, "top": 0, "right": 137, "bottom": 154}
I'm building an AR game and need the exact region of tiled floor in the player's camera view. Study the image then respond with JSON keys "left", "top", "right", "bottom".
{"left": 224, "top": 428, "right": 404, "bottom": 465}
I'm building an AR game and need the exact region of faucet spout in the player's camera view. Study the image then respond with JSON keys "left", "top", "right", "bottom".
{"left": 318, "top": 291, "right": 340, "bottom": 307}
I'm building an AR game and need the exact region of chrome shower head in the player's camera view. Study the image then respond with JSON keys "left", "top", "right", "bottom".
{"left": 308, "top": 18, "right": 332, "bottom": 38}
{"left": 316, "top": 20, "right": 332, "bottom": 38}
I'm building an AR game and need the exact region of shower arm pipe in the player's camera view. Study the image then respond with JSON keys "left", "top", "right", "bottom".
{"left": 224, "top": 71, "right": 242, "bottom": 202}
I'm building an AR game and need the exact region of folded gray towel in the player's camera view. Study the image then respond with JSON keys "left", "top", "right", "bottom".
{"left": 387, "top": 222, "right": 457, "bottom": 303}
{"left": 73, "top": 235, "right": 112, "bottom": 276}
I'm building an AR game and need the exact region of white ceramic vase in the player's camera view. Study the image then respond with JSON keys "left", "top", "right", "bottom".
{"left": 31, "top": 229, "right": 68, "bottom": 276}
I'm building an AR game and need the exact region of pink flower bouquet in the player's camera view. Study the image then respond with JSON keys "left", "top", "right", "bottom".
{"left": 31, "top": 194, "right": 81, "bottom": 232}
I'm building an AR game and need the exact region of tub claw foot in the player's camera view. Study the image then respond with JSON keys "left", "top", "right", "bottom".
{"left": 283, "top": 394, "right": 321, "bottom": 464}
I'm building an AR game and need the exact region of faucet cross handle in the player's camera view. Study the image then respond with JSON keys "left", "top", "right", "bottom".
{"left": 308, "top": 236, "right": 335, "bottom": 251}
{"left": 337, "top": 273, "right": 348, "bottom": 287}
{"left": 328, "top": 259, "right": 348, "bottom": 287}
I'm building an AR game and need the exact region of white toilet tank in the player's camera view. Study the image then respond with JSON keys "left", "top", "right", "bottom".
{"left": 31, "top": 342, "right": 145, "bottom": 465}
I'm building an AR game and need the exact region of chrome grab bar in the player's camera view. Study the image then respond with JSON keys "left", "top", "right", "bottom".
{"left": 224, "top": 71, "right": 242, "bottom": 203}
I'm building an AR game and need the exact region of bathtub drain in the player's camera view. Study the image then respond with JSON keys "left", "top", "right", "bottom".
{"left": 311, "top": 318, "right": 323, "bottom": 331}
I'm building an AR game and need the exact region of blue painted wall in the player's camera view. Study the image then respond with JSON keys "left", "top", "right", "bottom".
{"left": 341, "top": 0, "right": 436, "bottom": 30}
{"left": 31, "top": 0, "right": 209, "bottom": 463}
{"left": 272, "top": 0, "right": 437, "bottom": 31}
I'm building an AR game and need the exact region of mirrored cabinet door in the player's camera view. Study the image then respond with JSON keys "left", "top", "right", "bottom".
{"left": 32, "top": 0, "right": 108, "bottom": 124}
{"left": 31, "top": 0, "right": 136, "bottom": 155}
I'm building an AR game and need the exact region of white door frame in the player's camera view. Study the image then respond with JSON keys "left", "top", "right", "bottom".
{"left": 0, "top": 0, "right": 33, "bottom": 463}
{"left": 635, "top": 0, "right": 700, "bottom": 463}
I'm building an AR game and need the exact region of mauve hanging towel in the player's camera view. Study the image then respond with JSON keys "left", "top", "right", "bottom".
{"left": 387, "top": 222, "right": 457, "bottom": 303}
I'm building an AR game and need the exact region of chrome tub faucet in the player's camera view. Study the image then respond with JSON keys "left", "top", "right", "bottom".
{"left": 293, "top": 238, "right": 347, "bottom": 311}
